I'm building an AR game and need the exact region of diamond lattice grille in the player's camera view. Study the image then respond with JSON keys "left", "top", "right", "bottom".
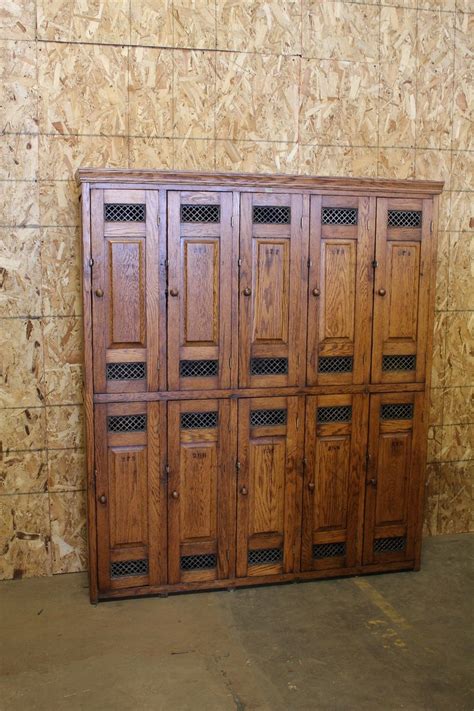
{"left": 106, "top": 362, "right": 146, "bottom": 381}
{"left": 253, "top": 206, "right": 291, "bottom": 224}
{"left": 180, "top": 204, "right": 220, "bottom": 223}
{"left": 322, "top": 207, "right": 358, "bottom": 225}
{"left": 180, "top": 412, "right": 218, "bottom": 429}
{"left": 248, "top": 548, "right": 282, "bottom": 565}
{"left": 107, "top": 414, "right": 147, "bottom": 433}
{"left": 318, "top": 356, "right": 353, "bottom": 373}
{"left": 250, "top": 358, "right": 288, "bottom": 376}
{"left": 312, "top": 543, "right": 346, "bottom": 559}
{"left": 180, "top": 360, "right": 219, "bottom": 378}
{"left": 180, "top": 554, "right": 217, "bottom": 570}
{"left": 250, "top": 409, "right": 287, "bottom": 427}
{"left": 104, "top": 203, "right": 145, "bottom": 222}
{"left": 111, "top": 559, "right": 148, "bottom": 578}
{"left": 374, "top": 537, "right": 406, "bottom": 553}
{"left": 388, "top": 210, "right": 422, "bottom": 228}
{"left": 381, "top": 403, "right": 414, "bottom": 420}
{"left": 382, "top": 355, "right": 416, "bottom": 372}
{"left": 317, "top": 406, "right": 352, "bottom": 424}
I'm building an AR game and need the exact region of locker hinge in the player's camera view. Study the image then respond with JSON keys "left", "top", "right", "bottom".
{"left": 303, "top": 457, "right": 307, "bottom": 468}
{"left": 236, "top": 461, "right": 241, "bottom": 471}
{"left": 165, "top": 258, "right": 169, "bottom": 268}
{"left": 157, "top": 215, "right": 161, "bottom": 226}
{"left": 307, "top": 258, "right": 312, "bottom": 269}
{"left": 430, "top": 220, "right": 433, "bottom": 234}
{"left": 296, "top": 415, "right": 300, "bottom": 430}
{"left": 165, "top": 464, "right": 170, "bottom": 477}
{"left": 300, "top": 216, "right": 304, "bottom": 228}
{"left": 93, "top": 469, "right": 97, "bottom": 486}
{"left": 371, "top": 259, "right": 378, "bottom": 269}
{"left": 88, "top": 258, "right": 94, "bottom": 267}
{"left": 238, "top": 258, "right": 242, "bottom": 268}
{"left": 228, "top": 356, "right": 232, "bottom": 370}
{"left": 231, "top": 215, "right": 234, "bottom": 227}
{"left": 156, "top": 358, "right": 160, "bottom": 371}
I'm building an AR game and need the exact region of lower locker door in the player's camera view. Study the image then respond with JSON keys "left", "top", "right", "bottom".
{"left": 363, "top": 392, "right": 424, "bottom": 565}
{"left": 95, "top": 402, "right": 167, "bottom": 592}
{"left": 236, "top": 397, "right": 304, "bottom": 578}
{"left": 167, "top": 399, "right": 236, "bottom": 584}
{"left": 301, "top": 394, "right": 368, "bottom": 571}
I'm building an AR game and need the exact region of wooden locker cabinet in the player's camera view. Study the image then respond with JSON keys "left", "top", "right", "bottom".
{"left": 78, "top": 169, "right": 442, "bottom": 602}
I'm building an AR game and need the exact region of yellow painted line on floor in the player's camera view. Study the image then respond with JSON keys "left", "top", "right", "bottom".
{"left": 353, "top": 578, "right": 412, "bottom": 631}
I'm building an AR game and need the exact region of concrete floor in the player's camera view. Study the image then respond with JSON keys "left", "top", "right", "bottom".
{"left": 1, "top": 535, "right": 472, "bottom": 711}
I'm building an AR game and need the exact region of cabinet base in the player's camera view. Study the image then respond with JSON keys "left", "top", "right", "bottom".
{"left": 94, "top": 560, "right": 415, "bottom": 603}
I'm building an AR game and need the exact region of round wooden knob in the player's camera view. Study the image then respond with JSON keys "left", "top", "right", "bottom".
{"left": 369, "top": 478, "right": 377, "bottom": 487}
{"left": 308, "top": 482, "right": 315, "bottom": 491}
{"left": 240, "top": 486, "right": 248, "bottom": 496}
{"left": 312, "top": 288, "right": 320, "bottom": 297}
{"left": 243, "top": 287, "right": 251, "bottom": 296}
{"left": 171, "top": 490, "right": 179, "bottom": 499}
{"left": 169, "top": 288, "right": 179, "bottom": 297}
{"left": 95, "top": 288, "right": 104, "bottom": 298}
{"left": 98, "top": 494, "right": 107, "bottom": 504}
{"left": 378, "top": 288, "right": 386, "bottom": 296}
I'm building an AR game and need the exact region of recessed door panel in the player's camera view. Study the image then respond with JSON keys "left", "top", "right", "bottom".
{"left": 236, "top": 396, "right": 304, "bottom": 578}
{"left": 363, "top": 393, "right": 424, "bottom": 565}
{"left": 307, "top": 195, "right": 375, "bottom": 385}
{"left": 167, "top": 191, "right": 236, "bottom": 390}
{"left": 301, "top": 394, "right": 368, "bottom": 572}
{"left": 372, "top": 198, "right": 433, "bottom": 383}
{"left": 95, "top": 401, "right": 167, "bottom": 592}
{"left": 91, "top": 189, "right": 165, "bottom": 394}
{"left": 167, "top": 399, "right": 236, "bottom": 584}
{"left": 239, "top": 193, "right": 308, "bottom": 388}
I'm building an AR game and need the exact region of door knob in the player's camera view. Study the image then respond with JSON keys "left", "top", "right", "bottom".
{"left": 378, "top": 288, "right": 386, "bottom": 296}
{"left": 171, "top": 490, "right": 179, "bottom": 499}
{"left": 169, "top": 288, "right": 179, "bottom": 297}
{"left": 240, "top": 486, "right": 248, "bottom": 496}
{"left": 312, "top": 288, "right": 320, "bottom": 297}
{"left": 98, "top": 494, "right": 107, "bottom": 504}
{"left": 95, "top": 288, "right": 104, "bottom": 298}
{"left": 308, "top": 482, "right": 315, "bottom": 491}
{"left": 243, "top": 287, "right": 251, "bottom": 296}
{"left": 368, "top": 478, "right": 377, "bottom": 487}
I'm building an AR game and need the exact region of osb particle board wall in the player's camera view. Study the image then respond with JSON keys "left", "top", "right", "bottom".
{"left": 0, "top": 1, "right": 472, "bottom": 580}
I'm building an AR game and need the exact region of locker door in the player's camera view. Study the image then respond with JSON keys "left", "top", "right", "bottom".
{"left": 236, "top": 397, "right": 304, "bottom": 578}
{"left": 307, "top": 195, "right": 375, "bottom": 385}
{"left": 239, "top": 193, "right": 308, "bottom": 388}
{"left": 167, "top": 191, "right": 236, "bottom": 390}
{"left": 301, "top": 394, "right": 368, "bottom": 571}
{"left": 91, "top": 189, "right": 165, "bottom": 393}
{"left": 372, "top": 198, "right": 433, "bottom": 383}
{"left": 95, "top": 402, "right": 167, "bottom": 592}
{"left": 363, "top": 392, "right": 424, "bottom": 565}
{"left": 167, "top": 399, "right": 237, "bottom": 584}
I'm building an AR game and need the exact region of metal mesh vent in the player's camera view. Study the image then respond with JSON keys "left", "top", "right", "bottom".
{"left": 111, "top": 559, "right": 148, "bottom": 578}
{"left": 180, "top": 204, "right": 220, "bottom": 223}
{"left": 104, "top": 203, "right": 145, "bottom": 222}
{"left": 250, "top": 409, "right": 287, "bottom": 427}
{"left": 180, "top": 360, "right": 219, "bottom": 378}
{"left": 381, "top": 403, "right": 414, "bottom": 421}
{"left": 313, "top": 542, "right": 346, "bottom": 559}
{"left": 180, "top": 411, "right": 218, "bottom": 429}
{"left": 388, "top": 210, "right": 422, "bottom": 228}
{"left": 248, "top": 548, "right": 283, "bottom": 565}
{"left": 106, "top": 362, "right": 146, "bottom": 381}
{"left": 250, "top": 357, "right": 288, "bottom": 376}
{"left": 107, "top": 414, "right": 147, "bottom": 433}
{"left": 374, "top": 536, "right": 406, "bottom": 553}
{"left": 318, "top": 356, "right": 353, "bottom": 374}
{"left": 322, "top": 207, "right": 358, "bottom": 225}
{"left": 253, "top": 206, "right": 291, "bottom": 224}
{"left": 382, "top": 355, "right": 416, "bottom": 372}
{"left": 317, "top": 406, "right": 352, "bottom": 424}
{"left": 180, "top": 554, "right": 216, "bottom": 571}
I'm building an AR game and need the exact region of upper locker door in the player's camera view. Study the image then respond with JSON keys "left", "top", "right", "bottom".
{"left": 372, "top": 198, "right": 433, "bottom": 383}
{"left": 91, "top": 189, "right": 166, "bottom": 393}
{"left": 167, "top": 399, "right": 237, "bottom": 584}
{"left": 239, "top": 193, "right": 308, "bottom": 388}
{"left": 307, "top": 195, "right": 375, "bottom": 385}
{"left": 167, "top": 191, "right": 236, "bottom": 390}
{"left": 236, "top": 396, "right": 304, "bottom": 578}
{"left": 363, "top": 392, "right": 425, "bottom": 565}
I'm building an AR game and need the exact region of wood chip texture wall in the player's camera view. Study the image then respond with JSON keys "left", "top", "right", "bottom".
{"left": 0, "top": 0, "right": 472, "bottom": 580}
